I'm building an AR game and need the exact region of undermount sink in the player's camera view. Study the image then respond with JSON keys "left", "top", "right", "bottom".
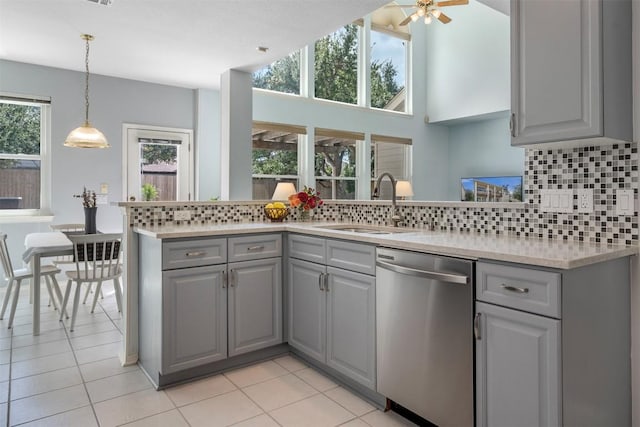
{"left": 316, "top": 224, "right": 413, "bottom": 235}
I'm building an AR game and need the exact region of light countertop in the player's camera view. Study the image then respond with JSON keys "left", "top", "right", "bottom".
{"left": 133, "top": 222, "right": 638, "bottom": 270}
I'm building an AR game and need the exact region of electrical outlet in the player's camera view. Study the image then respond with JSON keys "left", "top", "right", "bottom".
{"left": 616, "top": 189, "right": 635, "bottom": 216}
{"left": 577, "top": 189, "right": 593, "bottom": 213}
{"left": 174, "top": 210, "right": 191, "bottom": 221}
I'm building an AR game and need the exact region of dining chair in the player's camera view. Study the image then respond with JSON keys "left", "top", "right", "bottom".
{"left": 0, "top": 233, "right": 63, "bottom": 329}
{"left": 59, "top": 233, "right": 123, "bottom": 332}
{"left": 48, "top": 223, "right": 85, "bottom": 265}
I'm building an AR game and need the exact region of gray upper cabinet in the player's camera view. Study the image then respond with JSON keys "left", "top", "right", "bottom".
{"left": 475, "top": 301, "right": 561, "bottom": 427}
{"left": 510, "top": 0, "right": 632, "bottom": 147}
{"left": 162, "top": 264, "right": 228, "bottom": 374}
{"left": 228, "top": 258, "right": 282, "bottom": 357}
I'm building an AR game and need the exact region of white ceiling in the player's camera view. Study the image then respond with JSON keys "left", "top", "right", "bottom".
{"left": 0, "top": 0, "right": 390, "bottom": 89}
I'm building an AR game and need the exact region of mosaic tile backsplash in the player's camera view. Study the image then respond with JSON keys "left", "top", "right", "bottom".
{"left": 126, "top": 143, "right": 638, "bottom": 246}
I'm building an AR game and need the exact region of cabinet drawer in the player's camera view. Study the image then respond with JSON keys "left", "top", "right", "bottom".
{"left": 162, "top": 238, "right": 227, "bottom": 270}
{"left": 326, "top": 239, "right": 375, "bottom": 276}
{"left": 228, "top": 234, "right": 282, "bottom": 262}
{"left": 288, "top": 234, "right": 326, "bottom": 264}
{"left": 476, "top": 262, "right": 561, "bottom": 318}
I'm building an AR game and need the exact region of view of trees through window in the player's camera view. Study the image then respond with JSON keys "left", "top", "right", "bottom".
{"left": 253, "top": 52, "right": 300, "bottom": 95}
{"left": 315, "top": 135, "right": 357, "bottom": 200}
{"left": 0, "top": 101, "right": 42, "bottom": 209}
{"left": 252, "top": 124, "right": 300, "bottom": 199}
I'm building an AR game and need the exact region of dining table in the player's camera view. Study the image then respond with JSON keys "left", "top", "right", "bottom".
{"left": 22, "top": 231, "right": 73, "bottom": 335}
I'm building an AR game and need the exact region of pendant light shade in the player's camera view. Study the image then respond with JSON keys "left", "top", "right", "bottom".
{"left": 64, "top": 34, "right": 109, "bottom": 148}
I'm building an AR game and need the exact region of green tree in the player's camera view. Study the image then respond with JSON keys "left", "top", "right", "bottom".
{"left": 0, "top": 103, "right": 40, "bottom": 168}
{"left": 141, "top": 144, "right": 176, "bottom": 165}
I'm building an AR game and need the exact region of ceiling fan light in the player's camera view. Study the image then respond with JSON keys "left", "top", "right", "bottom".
{"left": 410, "top": 13, "right": 420, "bottom": 22}
{"left": 64, "top": 122, "right": 110, "bottom": 148}
{"left": 424, "top": 15, "right": 432, "bottom": 24}
{"left": 417, "top": 8, "right": 426, "bottom": 16}
{"left": 431, "top": 8, "right": 442, "bottom": 18}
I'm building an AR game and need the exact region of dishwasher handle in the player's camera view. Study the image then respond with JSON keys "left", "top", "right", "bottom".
{"left": 376, "top": 260, "right": 469, "bottom": 285}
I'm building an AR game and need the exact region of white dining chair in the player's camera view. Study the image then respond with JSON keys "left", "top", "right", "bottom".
{"left": 48, "top": 223, "right": 85, "bottom": 265}
{"left": 0, "top": 233, "right": 64, "bottom": 329}
{"left": 59, "top": 233, "right": 123, "bottom": 331}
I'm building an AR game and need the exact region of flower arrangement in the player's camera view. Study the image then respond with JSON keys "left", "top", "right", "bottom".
{"left": 74, "top": 187, "right": 97, "bottom": 208}
{"left": 288, "top": 186, "right": 323, "bottom": 212}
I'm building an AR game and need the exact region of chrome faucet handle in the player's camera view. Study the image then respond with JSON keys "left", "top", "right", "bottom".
{"left": 391, "top": 214, "right": 404, "bottom": 227}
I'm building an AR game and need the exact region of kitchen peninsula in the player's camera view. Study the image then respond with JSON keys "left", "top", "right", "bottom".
{"left": 119, "top": 200, "right": 637, "bottom": 427}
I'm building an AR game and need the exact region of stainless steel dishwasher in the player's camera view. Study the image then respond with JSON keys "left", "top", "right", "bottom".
{"left": 376, "top": 247, "right": 474, "bottom": 427}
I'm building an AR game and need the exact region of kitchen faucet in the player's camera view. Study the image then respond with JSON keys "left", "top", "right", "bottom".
{"left": 372, "top": 172, "right": 403, "bottom": 227}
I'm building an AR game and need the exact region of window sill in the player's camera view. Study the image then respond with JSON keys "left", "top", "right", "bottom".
{"left": 0, "top": 213, "right": 54, "bottom": 224}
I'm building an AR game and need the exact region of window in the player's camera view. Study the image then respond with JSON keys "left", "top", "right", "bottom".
{"left": 371, "top": 134, "right": 412, "bottom": 199}
{"left": 0, "top": 96, "right": 49, "bottom": 212}
{"left": 315, "top": 128, "right": 362, "bottom": 200}
{"left": 371, "top": 29, "right": 407, "bottom": 112}
{"left": 252, "top": 122, "right": 303, "bottom": 199}
{"left": 252, "top": 51, "right": 301, "bottom": 95}
{"left": 315, "top": 24, "right": 359, "bottom": 105}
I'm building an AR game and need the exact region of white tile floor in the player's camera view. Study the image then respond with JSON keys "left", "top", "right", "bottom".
{"left": 0, "top": 281, "right": 418, "bottom": 427}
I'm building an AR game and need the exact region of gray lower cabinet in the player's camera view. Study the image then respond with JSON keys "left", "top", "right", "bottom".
{"left": 162, "top": 264, "right": 227, "bottom": 374}
{"left": 475, "top": 259, "right": 631, "bottom": 427}
{"left": 475, "top": 301, "right": 560, "bottom": 427}
{"left": 228, "top": 258, "right": 282, "bottom": 357}
{"left": 139, "top": 233, "right": 283, "bottom": 387}
{"left": 510, "top": 0, "right": 632, "bottom": 146}
{"left": 287, "top": 234, "right": 376, "bottom": 390}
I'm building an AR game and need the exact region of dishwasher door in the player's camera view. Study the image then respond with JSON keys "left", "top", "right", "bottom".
{"left": 376, "top": 248, "right": 474, "bottom": 427}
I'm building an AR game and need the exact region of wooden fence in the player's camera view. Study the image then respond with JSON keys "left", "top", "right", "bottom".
{"left": 142, "top": 173, "right": 176, "bottom": 201}
{"left": 0, "top": 169, "right": 40, "bottom": 208}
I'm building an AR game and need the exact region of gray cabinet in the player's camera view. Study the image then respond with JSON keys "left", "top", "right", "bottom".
{"left": 476, "top": 301, "right": 560, "bottom": 427}
{"left": 287, "top": 234, "right": 376, "bottom": 389}
{"left": 288, "top": 258, "right": 326, "bottom": 362}
{"left": 510, "top": 0, "right": 632, "bottom": 146}
{"left": 326, "top": 266, "right": 375, "bottom": 390}
{"left": 139, "top": 233, "right": 283, "bottom": 387}
{"left": 475, "top": 259, "right": 631, "bottom": 427}
{"left": 228, "top": 257, "right": 282, "bottom": 357}
{"left": 162, "top": 265, "right": 227, "bottom": 374}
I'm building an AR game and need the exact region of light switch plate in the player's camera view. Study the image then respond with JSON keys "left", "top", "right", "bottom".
{"left": 615, "top": 189, "right": 635, "bottom": 216}
{"left": 577, "top": 189, "right": 593, "bottom": 213}
{"left": 174, "top": 210, "right": 192, "bottom": 221}
{"left": 540, "top": 189, "right": 573, "bottom": 213}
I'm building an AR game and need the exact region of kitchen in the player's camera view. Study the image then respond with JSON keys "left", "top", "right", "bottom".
{"left": 0, "top": 0, "right": 639, "bottom": 426}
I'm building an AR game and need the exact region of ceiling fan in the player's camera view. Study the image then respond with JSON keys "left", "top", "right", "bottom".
{"left": 386, "top": 0, "right": 469, "bottom": 25}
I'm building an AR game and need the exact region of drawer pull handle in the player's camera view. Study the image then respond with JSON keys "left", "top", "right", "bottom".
{"left": 318, "top": 273, "right": 324, "bottom": 291}
{"left": 186, "top": 251, "right": 206, "bottom": 257}
{"left": 247, "top": 245, "right": 264, "bottom": 251}
{"left": 474, "top": 313, "right": 481, "bottom": 340}
{"left": 501, "top": 284, "right": 529, "bottom": 294}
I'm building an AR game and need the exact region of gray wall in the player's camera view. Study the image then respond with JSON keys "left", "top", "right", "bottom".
{"left": 446, "top": 116, "right": 525, "bottom": 200}
{"left": 0, "top": 59, "right": 196, "bottom": 262}
{"left": 196, "top": 89, "right": 221, "bottom": 200}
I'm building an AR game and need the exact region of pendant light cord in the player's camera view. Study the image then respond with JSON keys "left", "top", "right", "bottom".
{"left": 84, "top": 36, "right": 90, "bottom": 124}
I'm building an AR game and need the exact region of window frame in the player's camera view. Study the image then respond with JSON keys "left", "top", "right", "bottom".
{"left": 0, "top": 94, "right": 52, "bottom": 218}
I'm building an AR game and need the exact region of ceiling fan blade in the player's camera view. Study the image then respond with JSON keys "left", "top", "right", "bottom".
{"left": 437, "top": 12, "right": 452, "bottom": 23}
{"left": 399, "top": 13, "right": 416, "bottom": 26}
{"left": 436, "top": 0, "right": 468, "bottom": 6}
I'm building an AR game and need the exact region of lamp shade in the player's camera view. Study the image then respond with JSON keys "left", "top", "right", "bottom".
{"left": 272, "top": 182, "right": 297, "bottom": 200}
{"left": 64, "top": 122, "right": 109, "bottom": 148}
{"left": 396, "top": 180, "right": 414, "bottom": 197}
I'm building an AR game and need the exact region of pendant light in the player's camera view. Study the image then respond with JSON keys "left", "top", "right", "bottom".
{"left": 64, "top": 34, "right": 109, "bottom": 148}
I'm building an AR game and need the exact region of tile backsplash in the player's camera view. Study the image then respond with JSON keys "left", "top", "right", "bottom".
{"left": 125, "top": 143, "right": 638, "bottom": 246}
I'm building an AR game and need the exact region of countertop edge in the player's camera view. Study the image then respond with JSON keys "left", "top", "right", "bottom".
{"left": 132, "top": 223, "right": 638, "bottom": 270}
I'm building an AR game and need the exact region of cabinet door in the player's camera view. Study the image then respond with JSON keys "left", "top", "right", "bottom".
{"left": 228, "top": 258, "right": 282, "bottom": 357}
{"left": 476, "top": 302, "right": 561, "bottom": 427}
{"left": 162, "top": 265, "right": 227, "bottom": 374}
{"left": 288, "top": 258, "right": 326, "bottom": 363}
{"left": 511, "top": 0, "right": 601, "bottom": 145}
{"left": 326, "top": 267, "right": 376, "bottom": 390}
